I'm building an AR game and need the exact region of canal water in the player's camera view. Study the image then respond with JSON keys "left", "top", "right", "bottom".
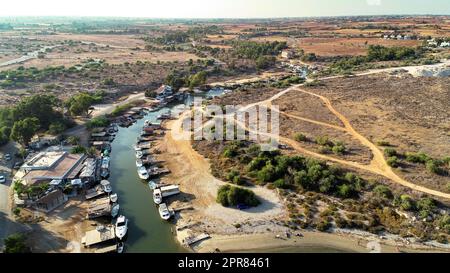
{"left": 108, "top": 90, "right": 214, "bottom": 253}
{"left": 108, "top": 104, "right": 187, "bottom": 252}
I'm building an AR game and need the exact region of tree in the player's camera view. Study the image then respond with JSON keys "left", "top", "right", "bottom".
{"left": 48, "top": 122, "right": 66, "bottom": 135}
{"left": 255, "top": 56, "right": 276, "bottom": 70}
{"left": 10, "top": 117, "right": 40, "bottom": 146}
{"left": 188, "top": 71, "right": 207, "bottom": 89}
{"left": 12, "top": 94, "right": 61, "bottom": 130}
{"left": 71, "top": 145, "right": 87, "bottom": 154}
{"left": 67, "top": 93, "right": 95, "bottom": 116}
{"left": 3, "top": 233, "right": 30, "bottom": 253}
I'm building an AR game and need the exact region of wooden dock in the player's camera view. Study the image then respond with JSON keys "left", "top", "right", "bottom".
{"left": 85, "top": 185, "right": 106, "bottom": 200}
{"left": 81, "top": 226, "right": 116, "bottom": 247}
{"left": 87, "top": 197, "right": 111, "bottom": 219}
{"left": 94, "top": 245, "right": 117, "bottom": 253}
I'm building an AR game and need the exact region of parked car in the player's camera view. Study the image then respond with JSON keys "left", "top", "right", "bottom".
{"left": 0, "top": 175, "right": 6, "bottom": 184}
{"left": 5, "top": 154, "right": 11, "bottom": 161}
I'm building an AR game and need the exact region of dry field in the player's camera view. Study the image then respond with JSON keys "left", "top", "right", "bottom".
{"left": 299, "top": 73, "right": 450, "bottom": 193}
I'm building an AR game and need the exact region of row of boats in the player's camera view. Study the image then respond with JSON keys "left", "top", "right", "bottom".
{"left": 134, "top": 120, "right": 181, "bottom": 221}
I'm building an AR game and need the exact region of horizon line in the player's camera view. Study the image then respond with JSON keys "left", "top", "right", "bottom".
{"left": 0, "top": 13, "right": 450, "bottom": 20}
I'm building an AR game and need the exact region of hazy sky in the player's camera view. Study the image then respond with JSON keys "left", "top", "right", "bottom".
{"left": 0, "top": 0, "right": 449, "bottom": 18}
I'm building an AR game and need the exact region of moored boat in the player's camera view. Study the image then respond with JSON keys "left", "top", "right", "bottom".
{"left": 111, "top": 203, "right": 120, "bottom": 218}
{"left": 101, "top": 180, "right": 112, "bottom": 193}
{"left": 117, "top": 242, "right": 124, "bottom": 253}
{"left": 136, "top": 159, "right": 143, "bottom": 167}
{"left": 110, "top": 193, "right": 118, "bottom": 203}
{"left": 115, "top": 215, "right": 128, "bottom": 240}
{"left": 148, "top": 180, "right": 158, "bottom": 190}
{"left": 158, "top": 203, "right": 171, "bottom": 220}
{"left": 137, "top": 166, "right": 149, "bottom": 180}
{"left": 153, "top": 188, "right": 162, "bottom": 204}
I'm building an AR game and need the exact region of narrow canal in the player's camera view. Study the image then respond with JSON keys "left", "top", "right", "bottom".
{"left": 107, "top": 90, "right": 216, "bottom": 252}
{"left": 108, "top": 105, "right": 187, "bottom": 252}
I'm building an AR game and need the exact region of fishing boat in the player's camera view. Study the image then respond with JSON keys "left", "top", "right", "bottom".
{"left": 100, "top": 168, "right": 110, "bottom": 179}
{"left": 148, "top": 181, "right": 158, "bottom": 190}
{"left": 158, "top": 203, "right": 171, "bottom": 220}
{"left": 111, "top": 203, "right": 120, "bottom": 218}
{"left": 153, "top": 188, "right": 162, "bottom": 204}
{"left": 136, "top": 159, "right": 143, "bottom": 167}
{"left": 137, "top": 166, "right": 149, "bottom": 180}
{"left": 117, "top": 242, "right": 124, "bottom": 253}
{"left": 101, "top": 156, "right": 110, "bottom": 169}
{"left": 157, "top": 113, "right": 171, "bottom": 120}
{"left": 101, "top": 180, "right": 112, "bottom": 193}
{"left": 110, "top": 193, "right": 118, "bottom": 203}
{"left": 115, "top": 215, "right": 128, "bottom": 240}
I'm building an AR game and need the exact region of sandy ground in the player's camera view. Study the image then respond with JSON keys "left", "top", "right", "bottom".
{"left": 156, "top": 113, "right": 286, "bottom": 233}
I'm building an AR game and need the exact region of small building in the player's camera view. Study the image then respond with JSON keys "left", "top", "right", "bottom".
{"left": 34, "top": 189, "right": 68, "bottom": 212}
{"left": 155, "top": 85, "right": 173, "bottom": 99}
{"left": 281, "top": 50, "right": 294, "bottom": 59}
{"left": 20, "top": 151, "right": 86, "bottom": 186}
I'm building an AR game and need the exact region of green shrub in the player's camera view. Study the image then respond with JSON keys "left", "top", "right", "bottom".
{"left": 398, "top": 195, "right": 416, "bottom": 211}
{"left": 405, "top": 152, "right": 429, "bottom": 164}
{"left": 273, "top": 178, "right": 289, "bottom": 189}
{"left": 71, "top": 145, "right": 87, "bottom": 154}
{"left": 384, "top": 148, "right": 398, "bottom": 157}
{"left": 387, "top": 156, "right": 399, "bottom": 168}
{"left": 315, "top": 135, "right": 332, "bottom": 146}
{"left": 426, "top": 160, "right": 442, "bottom": 174}
{"left": 86, "top": 115, "right": 109, "bottom": 129}
{"left": 376, "top": 140, "right": 391, "bottom": 146}
{"left": 3, "top": 233, "right": 30, "bottom": 253}
{"left": 373, "top": 185, "right": 393, "bottom": 199}
{"left": 216, "top": 185, "right": 260, "bottom": 207}
{"left": 293, "top": 133, "right": 307, "bottom": 142}
{"left": 332, "top": 143, "right": 346, "bottom": 155}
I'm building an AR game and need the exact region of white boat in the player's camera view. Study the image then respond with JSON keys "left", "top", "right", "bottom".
{"left": 117, "top": 242, "right": 124, "bottom": 253}
{"left": 136, "top": 159, "right": 143, "bottom": 167}
{"left": 100, "top": 168, "right": 109, "bottom": 178}
{"left": 136, "top": 151, "right": 143, "bottom": 159}
{"left": 158, "top": 203, "right": 171, "bottom": 220}
{"left": 101, "top": 156, "right": 110, "bottom": 169}
{"left": 115, "top": 215, "right": 128, "bottom": 240}
{"left": 148, "top": 181, "right": 158, "bottom": 190}
{"left": 101, "top": 180, "right": 112, "bottom": 193}
{"left": 137, "top": 166, "right": 149, "bottom": 180}
{"left": 110, "top": 193, "right": 118, "bottom": 203}
{"left": 153, "top": 188, "right": 162, "bottom": 205}
{"left": 111, "top": 203, "right": 120, "bottom": 218}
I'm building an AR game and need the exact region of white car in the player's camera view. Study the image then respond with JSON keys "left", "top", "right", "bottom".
{"left": 0, "top": 175, "right": 6, "bottom": 184}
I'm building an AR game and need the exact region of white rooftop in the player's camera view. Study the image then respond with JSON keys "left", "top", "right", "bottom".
{"left": 23, "top": 151, "right": 66, "bottom": 170}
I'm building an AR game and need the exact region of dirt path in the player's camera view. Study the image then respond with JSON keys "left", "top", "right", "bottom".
{"left": 284, "top": 88, "right": 450, "bottom": 199}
